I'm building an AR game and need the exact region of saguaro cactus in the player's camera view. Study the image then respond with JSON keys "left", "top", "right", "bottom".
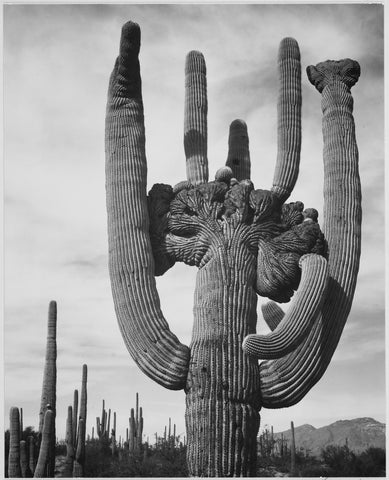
{"left": 105, "top": 21, "right": 361, "bottom": 476}
{"left": 38, "top": 300, "right": 57, "bottom": 477}
{"left": 128, "top": 394, "right": 144, "bottom": 453}
{"left": 73, "top": 364, "right": 88, "bottom": 477}
{"left": 34, "top": 409, "right": 54, "bottom": 478}
{"left": 8, "top": 407, "right": 22, "bottom": 478}
{"left": 64, "top": 406, "right": 75, "bottom": 477}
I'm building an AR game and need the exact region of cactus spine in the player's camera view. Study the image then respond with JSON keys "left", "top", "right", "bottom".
{"left": 106, "top": 22, "right": 361, "bottom": 476}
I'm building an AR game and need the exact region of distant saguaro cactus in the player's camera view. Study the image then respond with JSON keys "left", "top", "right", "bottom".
{"left": 8, "top": 407, "right": 22, "bottom": 478}
{"left": 105, "top": 21, "right": 361, "bottom": 476}
{"left": 38, "top": 301, "right": 57, "bottom": 477}
{"left": 128, "top": 393, "right": 144, "bottom": 453}
{"left": 73, "top": 364, "right": 88, "bottom": 477}
{"left": 64, "top": 406, "right": 75, "bottom": 477}
{"left": 34, "top": 409, "right": 54, "bottom": 478}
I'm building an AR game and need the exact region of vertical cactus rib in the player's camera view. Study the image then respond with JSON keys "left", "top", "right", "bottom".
{"left": 105, "top": 21, "right": 190, "bottom": 389}
{"left": 261, "top": 301, "right": 285, "bottom": 331}
{"left": 34, "top": 410, "right": 53, "bottom": 478}
{"left": 184, "top": 50, "right": 208, "bottom": 185}
{"left": 259, "top": 60, "right": 361, "bottom": 407}
{"left": 226, "top": 119, "right": 251, "bottom": 180}
{"left": 271, "top": 38, "right": 302, "bottom": 202}
{"left": 243, "top": 254, "right": 328, "bottom": 359}
{"left": 38, "top": 300, "right": 56, "bottom": 477}
{"left": 8, "top": 407, "right": 21, "bottom": 478}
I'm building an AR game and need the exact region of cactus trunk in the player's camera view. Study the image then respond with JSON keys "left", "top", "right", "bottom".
{"left": 20, "top": 440, "right": 30, "bottom": 477}
{"left": 34, "top": 410, "right": 54, "bottom": 478}
{"left": 28, "top": 436, "right": 36, "bottom": 476}
{"left": 8, "top": 407, "right": 22, "bottom": 478}
{"left": 64, "top": 406, "right": 75, "bottom": 477}
{"left": 38, "top": 301, "right": 57, "bottom": 477}
{"left": 185, "top": 250, "right": 261, "bottom": 476}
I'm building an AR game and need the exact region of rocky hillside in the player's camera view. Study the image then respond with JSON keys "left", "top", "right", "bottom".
{"left": 274, "top": 417, "right": 385, "bottom": 457}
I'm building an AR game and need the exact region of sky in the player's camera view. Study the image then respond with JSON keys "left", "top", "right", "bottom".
{"left": 3, "top": 3, "right": 386, "bottom": 445}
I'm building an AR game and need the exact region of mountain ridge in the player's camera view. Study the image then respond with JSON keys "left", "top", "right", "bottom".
{"left": 273, "top": 417, "right": 385, "bottom": 456}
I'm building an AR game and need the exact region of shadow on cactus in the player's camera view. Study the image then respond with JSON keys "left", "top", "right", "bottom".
{"left": 105, "top": 21, "right": 361, "bottom": 477}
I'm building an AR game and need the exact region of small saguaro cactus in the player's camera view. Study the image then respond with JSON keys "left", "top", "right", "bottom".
{"left": 28, "top": 435, "right": 36, "bottom": 475}
{"left": 128, "top": 393, "right": 144, "bottom": 453}
{"left": 38, "top": 301, "right": 57, "bottom": 478}
{"left": 105, "top": 21, "right": 361, "bottom": 476}
{"left": 73, "top": 364, "right": 88, "bottom": 477}
{"left": 64, "top": 406, "right": 75, "bottom": 477}
{"left": 34, "top": 409, "right": 54, "bottom": 478}
{"left": 8, "top": 407, "right": 22, "bottom": 478}
{"left": 290, "top": 421, "right": 296, "bottom": 476}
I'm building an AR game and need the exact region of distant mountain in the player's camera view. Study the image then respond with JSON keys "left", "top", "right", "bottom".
{"left": 274, "top": 417, "right": 385, "bottom": 457}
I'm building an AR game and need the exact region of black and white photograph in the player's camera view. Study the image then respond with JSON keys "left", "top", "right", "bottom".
{"left": 3, "top": 3, "right": 386, "bottom": 477}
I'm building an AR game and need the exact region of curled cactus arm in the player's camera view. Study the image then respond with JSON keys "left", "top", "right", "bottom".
{"left": 105, "top": 21, "right": 190, "bottom": 390}
{"left": 261, "top": 301, "right": 285, "bottom": 331}
{"left": 243, "top": 254, "right": 328, "bottom": 359}
{"left": 271, "top": 38, "right": 302, "bottom": 203}
{"left": 260, "top": 59, "right": 362, "bottom": 408}
{"left": 226, "top": 119, "right": 251, "bottom": 180}
{"left": 184, "top": 51, "right": 208, "bottom": 185}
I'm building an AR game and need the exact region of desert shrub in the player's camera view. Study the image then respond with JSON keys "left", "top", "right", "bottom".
{"left": 321, "top": 444, "right": 356, "bottom": 476}
{"left": 354, "top": 447, "right": 386, "bottom": 477}
{"left": 83, "top": 439, "right": 187, "bottom": 477}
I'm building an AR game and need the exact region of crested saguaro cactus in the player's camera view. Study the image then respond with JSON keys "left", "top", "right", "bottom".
{"left": 105, "top": 21, "right": 361, "bottom": 476}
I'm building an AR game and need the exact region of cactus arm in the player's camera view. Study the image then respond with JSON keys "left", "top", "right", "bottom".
{"left": 226, "top": 119, "right": 251, "bottom": 180}
{"left": 184, "top": 51, "right": 208, "bottom": 185}
{"left": 105, "top": 21, "right": 190, "bottom": 390}
{"left": 8, "top": 407, "right": 21, "bottom": 478}
{"left": 34, "top": 410, "right": 53, "bottom": 478}
{"left": 259, "top": 60, "right": 361, "bottom": 408}
{"left": 271, "top": 38, "right": 302, "bottom": 203}
{"left": 243, "top": 254, "right": 328, "bottom": 359}
{"left": 261, "top": 301, "right": 285, "bottom": 331}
